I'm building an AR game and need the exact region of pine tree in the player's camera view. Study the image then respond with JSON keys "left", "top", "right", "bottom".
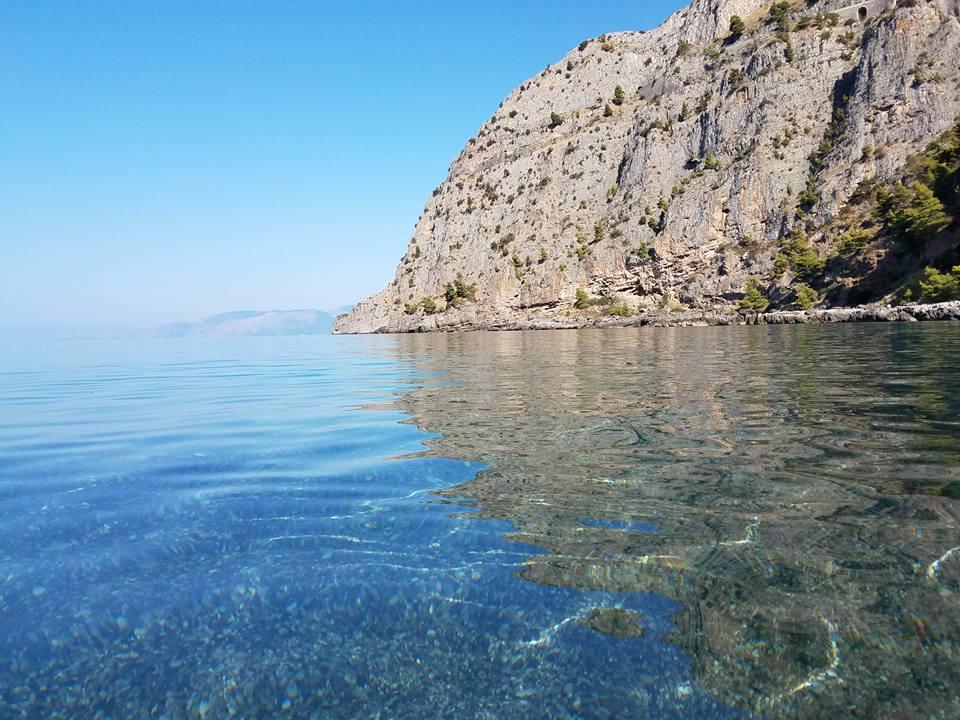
{"left": 918, "top": 266, "right": 960, "bottom": 301}
{"left": 740, "top": 278, "right": 768, "bottom": 311}
{"left": 882, "top": 181, "right": 951, "bottom": 244}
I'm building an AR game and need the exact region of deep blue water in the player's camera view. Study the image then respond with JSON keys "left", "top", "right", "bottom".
{"left": 0, "top": 335, "right": 745, "bottom": 719}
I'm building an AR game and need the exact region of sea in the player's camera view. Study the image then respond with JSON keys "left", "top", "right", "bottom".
{"left": 1, "top": 323, "right": 959, "bottom": 719}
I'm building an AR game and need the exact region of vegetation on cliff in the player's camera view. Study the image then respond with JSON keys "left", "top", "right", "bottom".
{"left": 794, "top": 116, "right": 960, "bottom": 306}
{"left": 335, "top": 0, "right": 960, "bottom": 334}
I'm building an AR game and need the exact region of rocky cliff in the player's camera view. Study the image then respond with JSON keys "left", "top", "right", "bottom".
{"left": 335, "top": 0, "right": 960, "bottom": 334}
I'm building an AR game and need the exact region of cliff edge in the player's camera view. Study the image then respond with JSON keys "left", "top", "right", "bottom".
{"left": 336, "top": 0, "right": 960, "bottom": 334}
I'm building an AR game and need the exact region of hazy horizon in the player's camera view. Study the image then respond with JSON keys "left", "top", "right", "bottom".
{"left": 0, "top": 1, "right": 685, "bottom": 333}
{"left": 0, "top": 306, "right": 351, "bottom": 339}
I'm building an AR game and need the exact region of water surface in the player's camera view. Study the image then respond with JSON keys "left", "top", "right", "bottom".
{"left": 1, "top": 325, "right": 959, "bottom": 718}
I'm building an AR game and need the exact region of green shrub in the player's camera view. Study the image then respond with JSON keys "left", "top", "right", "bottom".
{"left": 769, "top": 2, "right": 791, "bottom": 33}
{"left": 613, "top": 85, "right": 625, "bottom": 106}
{"left": 421, "top": 297, "right": 438, "bottom": 314}
{"left": 574, "top": 289, "right": 593, "bottom": 309}
{"left": 835, "top": 228, "right": 873, "bottom": 254}
{"left": 538, "top": 247, "right": 548, "bottom": 263}
{"left": 549, "top": 112, "right": 564, "bottom": 129}
{"left": 794, "top": 283, "right": 818, "bottom": 310}
{"left": 918, "top": 265, "right": 960, "bottom": 301}
{"left": 797, "top": 179, "right": 818, "bottom": 212}
{"left": 783, "top": 39, "right": 795, "bottom": 62}
{"left": 695, "top": 90, "right": 713, "bottom": 114}
{"left": 443, "top": 274, "right": 477, "bottom": 305}
{"left": 727, "top": 68, "right": 746, "bottom": 91}
{"left": 594, "top": 221, "right": 605, "bottom": 242}
{"left": 404, "top": 302, "right": 419, "bottom": 315}
{"left": 772, "top": 253, "right": 789, "bottom": 277}
{"left": 606, "top": 303, "right": 634, "bottom": 317}
{"left": 740, "top": 278, "right": 768, "bottom": 311}
{"left": 781, "top": 229, "right": 825, "bottom": 277}
{"left": 603, "top": 103, "right": 614, "bottom": 117}
{"left": 729, "top": 15, "right": 746, "bottom": 37}
{"left": 878, "top": 181, "right": 951, "bottom": 244}
{"left": 631, "top": 240, "right": 651, "bottom": 258}
{"left": 495, "top": 232, "right": 516, "bottom": 255}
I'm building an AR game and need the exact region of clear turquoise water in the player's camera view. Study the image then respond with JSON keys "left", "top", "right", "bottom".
{"left": 2, "top": 325, "right": 959, "bottom": 719}
{"left": 0, "top": 335, "right": 742, "bottom": 719}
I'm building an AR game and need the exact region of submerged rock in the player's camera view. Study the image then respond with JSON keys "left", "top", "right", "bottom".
{"left": 579, "top": 608, "right": 646, "bottom": 638}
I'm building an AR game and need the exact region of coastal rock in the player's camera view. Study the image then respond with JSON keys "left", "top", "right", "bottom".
{"left": 346, "top": 301, "right": 960, "bottom": 333}
{"left": 335, "top": 0, "right": 960, "bottom": 334}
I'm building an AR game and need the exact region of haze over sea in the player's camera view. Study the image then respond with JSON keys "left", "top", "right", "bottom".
{"left": 2, "top": 323, "right": 959, "bottom": 718}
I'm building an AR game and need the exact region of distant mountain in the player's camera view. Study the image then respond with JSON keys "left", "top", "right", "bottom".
{"left": 328, "top": 304, "right": 355, "bottom": 317}
{"left": 156, "top": 310, "right": 334, "bottom": 337}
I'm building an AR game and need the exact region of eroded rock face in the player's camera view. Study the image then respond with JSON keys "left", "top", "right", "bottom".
{"left": 335, "top": 0, "right": 960, "bottom": 334}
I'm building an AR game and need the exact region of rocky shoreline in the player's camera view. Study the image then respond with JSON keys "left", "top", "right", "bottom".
{"left": 335, "top": 301, "right": 960, "bottom": 334}
{"left": 334, "top": 0, "right": 960, "bottom": 338}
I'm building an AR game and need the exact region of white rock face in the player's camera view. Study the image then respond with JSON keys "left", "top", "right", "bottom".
{"left": 336, "top": 0, "right": 960, "bottom": 334}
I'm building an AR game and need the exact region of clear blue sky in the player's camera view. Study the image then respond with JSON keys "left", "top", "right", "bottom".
{"left": 0, "top": 0, "right": 685, "bottom": 332}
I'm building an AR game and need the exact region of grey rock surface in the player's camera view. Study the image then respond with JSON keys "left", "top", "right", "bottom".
{"left": 336, "top": 0, "right": 960, "bottom": 334}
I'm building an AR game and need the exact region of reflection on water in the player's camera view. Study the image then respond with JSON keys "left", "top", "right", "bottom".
{"left": 0, "top": 336, "right": 747, "bottom": 719}
{"left": 393, "top": 324, "right": 960, "bottom": 719}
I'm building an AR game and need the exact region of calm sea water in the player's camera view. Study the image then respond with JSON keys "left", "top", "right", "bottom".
{"left": 1, "top": 325, "right": 959, "bottom": 719}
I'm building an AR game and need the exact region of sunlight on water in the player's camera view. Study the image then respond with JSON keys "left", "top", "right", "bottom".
{"left": 0, "top": 325, "right": 958, "bottom": 718}
{"left": 0, "top": 335, "right": 740, "bottom": 719}
{"left": 395, "top": 323, "right": 960, "bottom": 719}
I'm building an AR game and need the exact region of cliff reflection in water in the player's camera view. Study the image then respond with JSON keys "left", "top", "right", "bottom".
{"left": 393, "top": 324, "right": 960, "bottom": 719}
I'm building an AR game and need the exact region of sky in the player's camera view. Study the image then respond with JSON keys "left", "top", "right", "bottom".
{"left": 0, "top": 0, "right": 686, "bottom": 332}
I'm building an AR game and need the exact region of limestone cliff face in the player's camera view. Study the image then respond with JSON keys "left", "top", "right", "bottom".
{"left": 336, "top": 0, "right": 960, "bottom": 334}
